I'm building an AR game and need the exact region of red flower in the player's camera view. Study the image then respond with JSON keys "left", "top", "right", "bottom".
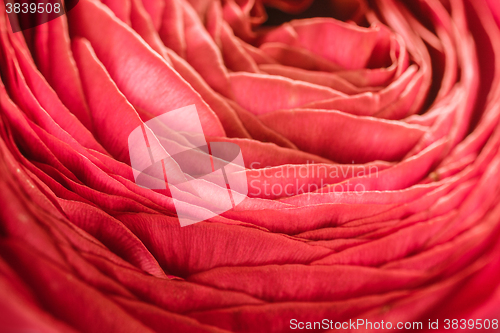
{"left": 1, "top": 0, "right": 500, "bottom": 332}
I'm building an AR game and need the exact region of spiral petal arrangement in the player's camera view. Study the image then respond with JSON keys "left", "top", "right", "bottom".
{"left": 1, "top": 0, "right": 500, "bottom": 332}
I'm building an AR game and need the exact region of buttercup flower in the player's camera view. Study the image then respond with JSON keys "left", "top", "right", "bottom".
{"left": 1, "top": 0, "right": 500, "bottom": 332}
